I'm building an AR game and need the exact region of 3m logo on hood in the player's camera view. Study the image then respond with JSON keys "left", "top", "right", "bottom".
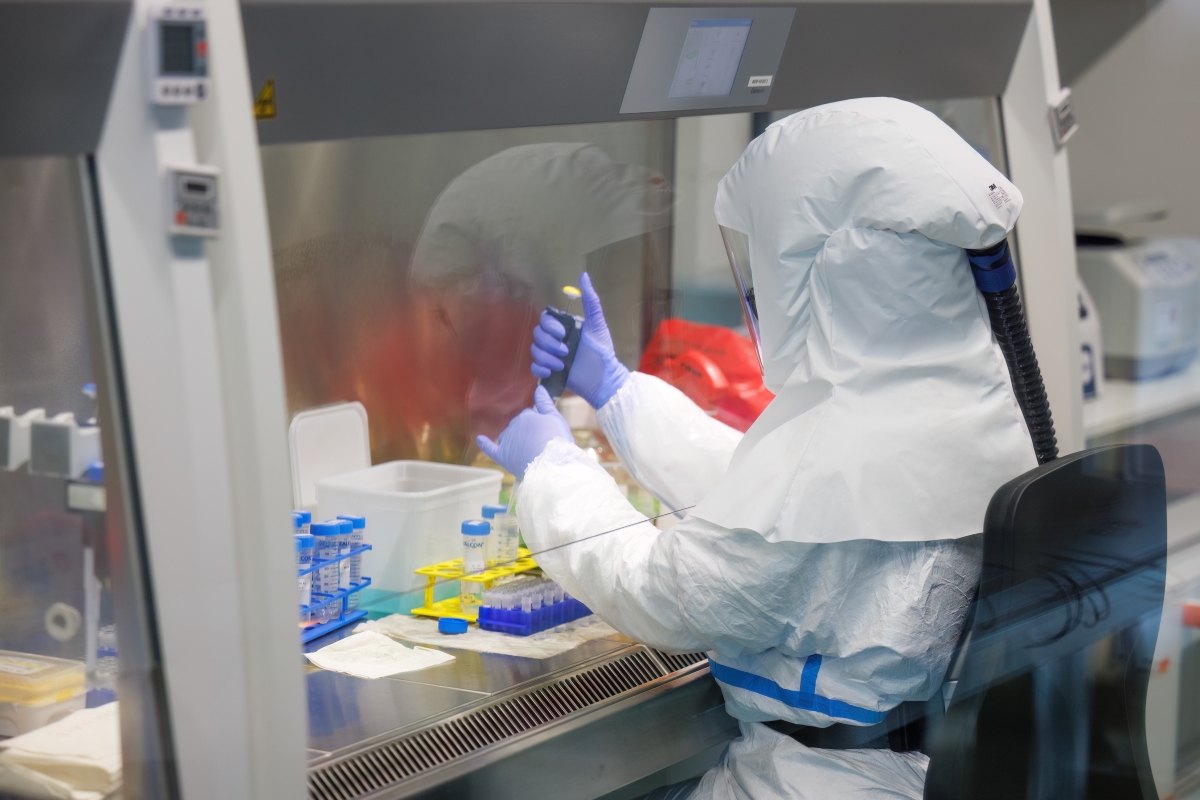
{"left": 988, "top": 183, "right": 1012, "bottom": 210}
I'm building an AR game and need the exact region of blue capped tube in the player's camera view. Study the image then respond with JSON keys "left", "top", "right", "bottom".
{"left": 461, "top": 520, "right": 490, "bottom": 612}
{"left": 295, "top": 533, "right": 315, "bottom": 627}
{"left": 335, "top": 518, "right": 353, "bottom": 596}
{"left": 337, "top": 515, "right": 366, "bottom": 609}
{"left": 482, "top": 504, "right": 512, "bottom": 566}
{"left": 311, "top": 521, "right": 341, "bottom": 624}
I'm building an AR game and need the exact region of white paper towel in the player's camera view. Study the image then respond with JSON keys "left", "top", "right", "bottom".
{"left": 0, "top": 702, "right": 121, "bottom": 800}
{"left": 356, "top": 614, "right": 622, "bottom": 659}
{"left": 306, "top": 631, "right": 455, "bottom": 679}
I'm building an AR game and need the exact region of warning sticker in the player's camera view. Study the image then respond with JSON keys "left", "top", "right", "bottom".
{"left": 987, "top": 183, "right": 1011, "bottom": 209}
{"left": 254, "top": 77, "right": 276, "bottom": 121}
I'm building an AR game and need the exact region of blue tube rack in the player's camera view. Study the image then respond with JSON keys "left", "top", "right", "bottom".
{"left": 477, "top": 596, "right": 591, "bottom": 637}
{"left": 300, "top": 544, "right": 372, "bottom": 644}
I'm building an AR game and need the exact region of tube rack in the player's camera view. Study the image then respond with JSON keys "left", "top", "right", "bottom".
{"left": 300, "top": 544, "right": 372, "bottom": 643}
{"left": 477, "top": 596, "right": 591, "bottom": 636}
{"left": 410, "top": 548, "right": 537, "bottom": 622}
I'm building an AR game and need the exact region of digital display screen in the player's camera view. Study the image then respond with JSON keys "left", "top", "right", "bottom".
{"left": 161, "top": 22, "right": 196, "bottom": 75}
{"left": 668, "top": 19, "right": 752, "bottom": 99}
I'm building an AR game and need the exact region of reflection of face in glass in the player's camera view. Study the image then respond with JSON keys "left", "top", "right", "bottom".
{"left": 411, "top": 143, "right": 672, "bottom": 442}
{"left": 719, "top": 225, "right": 762, "bottom": 372}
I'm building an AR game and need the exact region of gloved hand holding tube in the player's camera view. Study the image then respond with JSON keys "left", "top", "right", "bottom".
{"left": 476, "top": 386, "right": 573, "bottom": 480}
{"left": 530, "top": 272, "right": 630, "bottom": 409}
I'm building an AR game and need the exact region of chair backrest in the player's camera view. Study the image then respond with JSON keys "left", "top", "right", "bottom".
{"left": 924, "top": 444, "right": 1167, "bottom": 800}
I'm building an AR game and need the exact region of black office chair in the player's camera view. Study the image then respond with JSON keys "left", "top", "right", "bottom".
{"left": 916, "top": 241, "right": 1167, "bottom": 798}
{"left": 923, "top": 443, "right": 1167, "bottom": 800}
{"left": 663, "top": 243, "right": 1168, "bottom": 800}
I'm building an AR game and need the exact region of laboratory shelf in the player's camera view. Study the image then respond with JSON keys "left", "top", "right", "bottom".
{"left": 1085, "top": 361, "right": 1200, "bottom": 439}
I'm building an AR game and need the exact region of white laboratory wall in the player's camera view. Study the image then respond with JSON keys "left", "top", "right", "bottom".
{"left": 671, "top": 113, "right": 752, "bottom": 291}
{"left": 1067, "top": 0, "right": 1200, "bottom": 240}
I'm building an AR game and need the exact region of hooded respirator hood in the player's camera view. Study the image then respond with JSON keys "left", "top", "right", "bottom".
{"left": 697, "top": 97, "right": 1038, "bottom": 545}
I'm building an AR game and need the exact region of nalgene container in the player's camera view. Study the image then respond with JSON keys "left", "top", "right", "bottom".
{"left": 460, "top": 519, "right": 490, "bottom": 612}
{"left": 338, "top": 514, "right": 366, "bottom": 609}
{"left": 313, "top": 460, "right": 501, "bottom": 607}
{"left": 295, "top": 533, "right": 315, "bottom": 627}
{"left": 293, "top": 509, "right": 312, "bottom": 537}
{"left": 336, "top": 518, "right": 353, "bottom": 594}
{"left": 481, "top": 504, "right": 508, "bottom": 566}
{"left": 311, "top": 521, "right": 341, "bottom": 624}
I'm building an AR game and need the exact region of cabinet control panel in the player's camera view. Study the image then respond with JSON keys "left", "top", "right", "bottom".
{"left": 167, "top": 166, "right": 219, "bottom": 237}
{"left": 146, "top": 5, "right": 209, "bottom": 105}
{"left": 621, "top": 7, "right": 793, "bottom": 115}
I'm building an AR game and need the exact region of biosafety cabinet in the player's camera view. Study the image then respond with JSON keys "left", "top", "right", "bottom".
{"left": 0, "top": 0, "right": 1103, "bottom": 798}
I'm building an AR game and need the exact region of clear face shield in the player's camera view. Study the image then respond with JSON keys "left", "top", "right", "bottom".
{"left": 719, "top": 225, "right": 763, "bottom": 372}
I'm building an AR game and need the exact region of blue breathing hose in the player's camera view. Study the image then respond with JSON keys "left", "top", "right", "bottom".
{"left": 966, "top": 239, "right": 1059, "bottom": 464}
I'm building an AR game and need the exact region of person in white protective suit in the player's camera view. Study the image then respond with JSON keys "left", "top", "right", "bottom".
{"left": 477, "top": 97, "right": 1038, "bottom": 798}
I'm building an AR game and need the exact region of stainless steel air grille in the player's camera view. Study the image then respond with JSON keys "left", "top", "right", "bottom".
{"left": 651, "top": 650, "right": 708, "bottom": 673}
{"left": 308, "top": 648, "right": 671, "bottom": 800}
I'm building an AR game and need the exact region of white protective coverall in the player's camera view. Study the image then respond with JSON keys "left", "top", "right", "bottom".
{"left": 517, "top": 98, "right": 1038, "bottom": 797}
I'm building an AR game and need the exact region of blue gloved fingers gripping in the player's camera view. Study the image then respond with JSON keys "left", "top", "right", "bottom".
{"left": 475, "top": 389, "right": 572, "bottom": 479}
{"left": 539, "top": 309, "right": 568, "bottom": 340}
{"left": 531, "top": 341, "right": 565, "bottom": 373}
{"left": 532, "top": 384, "right": 558, "bottom": 415}
{"left": 530, "top": 312, "right": 568, "bottom": 380}
{"left": 967, "top": 238, "right": 1058, "bottom": 464}
{"left": 533, "top": 323, "right": 570, "bottom": 357}
{"left": 538, "top": 307, "right": 582, "bottom": 400}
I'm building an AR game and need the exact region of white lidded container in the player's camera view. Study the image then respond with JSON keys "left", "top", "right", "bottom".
{"left": 289, "top": 403, "right": 501, "bottom": 607}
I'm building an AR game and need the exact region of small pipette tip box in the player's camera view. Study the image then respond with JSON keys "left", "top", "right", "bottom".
{"left": 477, "top": 596, "right": 591, "bottom": 637}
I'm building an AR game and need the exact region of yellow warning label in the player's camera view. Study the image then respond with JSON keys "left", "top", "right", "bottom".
{"left": 254, "top": 77, "right": 276, "bottom": 120}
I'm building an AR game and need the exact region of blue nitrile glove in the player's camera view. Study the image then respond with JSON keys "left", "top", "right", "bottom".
{"left": 476, "top": 386, "right": 574, "bottom": 480}
{"left": 530, "top": 272, "right": 630, "bottom": 408}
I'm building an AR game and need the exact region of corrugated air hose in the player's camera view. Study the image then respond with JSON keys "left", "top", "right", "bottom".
{"left": 966, "top": 238, "right": 1059, "bottom": 464}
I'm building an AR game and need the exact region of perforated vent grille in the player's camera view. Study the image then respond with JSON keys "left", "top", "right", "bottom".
{"left": 652, "top": 650, "right": 708, "bottom": 673}
{"left": 308, "top": 648, "right": 672, "bottom": 800}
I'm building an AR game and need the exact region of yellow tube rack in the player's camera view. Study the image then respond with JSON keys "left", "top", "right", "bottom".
{"left": 410, "top": 548, "right": 538, "bottom": 622}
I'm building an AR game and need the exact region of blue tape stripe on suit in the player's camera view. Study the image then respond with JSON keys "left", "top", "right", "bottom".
{"left": 709, "top": 657, "right": 888, "bottom": 725}
{"left": 799, "top": 654, "right": 821, "bottom": 695}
